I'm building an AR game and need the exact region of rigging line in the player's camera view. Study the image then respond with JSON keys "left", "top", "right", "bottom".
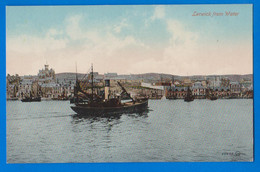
{"left": 80, "top": 67, "right": 91, "bottom": 81}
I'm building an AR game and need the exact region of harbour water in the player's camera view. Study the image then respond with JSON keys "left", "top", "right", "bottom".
{"left": 7, "top": 99, "right": 253, "bottom": 163}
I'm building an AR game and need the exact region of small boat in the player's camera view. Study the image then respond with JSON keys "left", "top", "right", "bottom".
{"left": 21, "top": 96, "right": 41, "bottom": 102}
{"left": 52, "top": 98, "right": 69, "bottom": 101}
{"left": 52, "top": 96, "right": 69, "bottom": 101}
{"left": 209, "top": 96, "right": 217, "bottom": 100}
{"left": 166, "top": 81, "right": 177, "bottom": 100}
{"left": 70, "top": 64, "right": 148, "bottom": 116}
{"left": 184, "top": 86, "right": 194, "bottom": 102}
{"left": 7, "top": 97, "right": 19, "bottom": 101}
{"left": 21, "top": 84, "right": 41, "bottom": 102}
{"left": 206, "top": 88, "right": 217, "bottom": 101}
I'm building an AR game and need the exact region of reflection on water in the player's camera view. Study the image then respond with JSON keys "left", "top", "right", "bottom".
{"left": 6, "top": 99, "right": 253, "bottom": 163}
{"left": 72, "top": 108, "right": 150, "bottom": 119}
{"left": 71, "top": 110, "right": 149, "bottom": 134}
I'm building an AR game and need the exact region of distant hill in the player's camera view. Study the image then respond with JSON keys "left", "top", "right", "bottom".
{"left": 56, "top": 73, "right": 86, "bottom": 80}
{"left": 56, "top": 72, "right": 253, "bottom": 82}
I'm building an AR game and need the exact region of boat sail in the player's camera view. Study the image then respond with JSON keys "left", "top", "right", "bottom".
{"left": 206, "top": 88, "right": 218, "bottom": 101}
{"left": 70, "top": 64, "right": 148, "bottom": 116}
{"left": 21, "top": 82, "right": 41, "bottom": 102}
{"left": 184, "top": 86, "right": 194, "bottom": 102}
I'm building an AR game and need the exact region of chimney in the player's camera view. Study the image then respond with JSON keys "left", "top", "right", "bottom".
{"left": 105, "top": 79, "right": 110, "bottom": 100}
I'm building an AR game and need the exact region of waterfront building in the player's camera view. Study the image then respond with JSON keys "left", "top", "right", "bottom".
{"left": 211, "top": 86, "right": 230, "bottom": 98}
{"left": 173, "top": 87, "right": 188, "bottom": 99}
{"left": 18, "top": 79, "right": 33, "bottom": 98}
{"left": 230, "top": 81, "right": 241, "bottom": 96}
{"left": 40, "top": 82, "right": 61, "bottom": 98}
{"left": 192, "top": 82, "right": 206, "bottom": 98}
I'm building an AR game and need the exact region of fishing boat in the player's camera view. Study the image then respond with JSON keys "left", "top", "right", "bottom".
{"left": 206, "top": 88, "right": 218, "bottom": 101}
{"left": 184, "top": 86, "right": 194, "bottom": 102}
{"left": 208, "top": 95, "right": 217, "bottom": 100}
{"left": 52, "top": 97, "right": 69, "bottom": 101}
{"left": 166, "top": 77, "right": 177, "bottom": 100}
{"left": 21, "top": 96, "right": 41, "bottom": 102}
{"left": 21, "top": 83, "right": 41, "bottom": 102}
{"left": 7, "top": 97, "right": 19, "bottom": 101}
{"left": 70, "top": 65, "right": 148, "bottom": 116}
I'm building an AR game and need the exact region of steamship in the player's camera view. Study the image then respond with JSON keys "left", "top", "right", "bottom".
{"left": 70, "top": 64, "right": 148, "bottom": 116}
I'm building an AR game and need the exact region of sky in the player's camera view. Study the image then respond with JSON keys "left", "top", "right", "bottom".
{"left": 6, "top": 5, "right": 252, "bottom": 76}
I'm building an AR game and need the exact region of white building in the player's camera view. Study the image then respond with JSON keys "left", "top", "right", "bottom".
{"left": 230, "top": 81, "right": 241, "bottom": 94}
{"left": 192, "top": 81, "right": 206, "bottom": 97}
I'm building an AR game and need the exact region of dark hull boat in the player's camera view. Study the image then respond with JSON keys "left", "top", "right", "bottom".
{"left": 71, "top": 99, "right": 148, "bottom": 116}
{"left": 21, "top": 83, "right": 42, "bottom": 102}
{"left": 206, "top": 89, "right": 218, "bottom": 101}
{"left": 184, "top": 97, "right": 194, "bottom": 102}
{"left": 70, "top": 64, "right": 148, "bottom": 116}
{"left": 208, "top": 96, "right": 217, "bottom": 101}
{"left": 7, "top": 97, "right": 19, "bottom": 101}
{"left": 21, "top": 97, "right": 41, "bottom": 102}
{"left": 184, "top": 86, "right": 194, "bottom": 102}
{"left": 52, "top": 97, "right": 69, "bottom": 101}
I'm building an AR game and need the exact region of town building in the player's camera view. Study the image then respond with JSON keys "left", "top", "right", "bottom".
{"left": 192, "top": 81, "right": 206, "bottom": 98}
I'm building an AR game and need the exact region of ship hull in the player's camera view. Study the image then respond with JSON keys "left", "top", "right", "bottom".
{"left": 166, "top": 97, "right": 177, "bottom": 100}
{"left": 184, "top": 97, "right": 194, "bottom": 102}
{"left": 7, "top": 97, "right": 19, "bottom": 101}
{"left": 209, "top": 97, "right": 217, "bottom": 101}
{"left": 21, "top": 97, "right": 41, "bottom": 102}
{"left": 71, "top": 100, "right": 148, "bottom": 116}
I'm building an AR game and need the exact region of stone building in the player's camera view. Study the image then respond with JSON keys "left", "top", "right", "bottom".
{"left": 38, "top": 64, "right": 55, "bottom": 80}
{"left": 192, "top": 82, "right": 206, "bottom": 98}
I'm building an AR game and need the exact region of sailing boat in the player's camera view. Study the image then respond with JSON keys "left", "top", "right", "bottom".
{"left": 7, "top": 85, "right": 19, "bottom": 101}
{"left": 206, "top": 88, "right": 217, "bottom": 101}
{"left": 184, "top": 86, "right": 194, "bottom": 102}
{"left": 21, "top": 92, "right": 41, "bottom": 102}
{"left": 70, "top": 64, "right": 148, "bottom": 116}
{"left": 21, "top": 83, "right": 41, "bottom": 102}
{"left": 166, "top": 76, "right": 177, "bottom": 100}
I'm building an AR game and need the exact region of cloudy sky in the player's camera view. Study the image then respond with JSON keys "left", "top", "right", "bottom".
{"left": 6, "top": 5, "right": 252, "bottom": 76}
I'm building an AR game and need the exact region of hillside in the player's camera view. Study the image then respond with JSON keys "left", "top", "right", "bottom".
{"left": 56, "top": 72, "right": 253, "bottom": 82}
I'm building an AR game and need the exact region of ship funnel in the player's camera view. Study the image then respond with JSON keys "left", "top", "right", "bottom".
{"left": 105, "top": 79, "right": 110, "bottom": 100}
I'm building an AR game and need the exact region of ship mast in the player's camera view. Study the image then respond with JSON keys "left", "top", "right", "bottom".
{"left": 75, "top": 62, "right": 79, "bottom": 103}
{"left": 91, "top": 63, "right": 94, "bottom": 102}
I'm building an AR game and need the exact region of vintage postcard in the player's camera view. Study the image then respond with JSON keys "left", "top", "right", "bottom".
{"left": 6, "top": 5, "right": 253, "bottom": 163}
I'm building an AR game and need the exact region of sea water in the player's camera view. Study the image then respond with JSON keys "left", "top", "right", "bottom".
{"left": 6, "top": 99, "right": 253, "bottom": 163}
